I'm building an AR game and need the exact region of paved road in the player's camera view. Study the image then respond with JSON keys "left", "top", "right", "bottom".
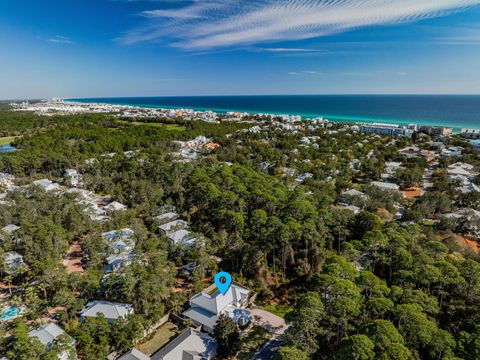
{"left": 251, "top": 338, "right": 283, "bottom": 360}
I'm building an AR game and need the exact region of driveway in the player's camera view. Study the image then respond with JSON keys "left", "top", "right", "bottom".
{"left": 249, "top": 306, "right": 288, "bottom": 336}
{"left": 251, "top": 338, "right": 283, "bottom": 360}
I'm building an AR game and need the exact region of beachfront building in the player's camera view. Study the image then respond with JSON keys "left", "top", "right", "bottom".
{"left": 183, "top": 282, "right": 251, "bottom": 334}
{"left": 418, "top": 126, "right": 453, "bottom": 137}
{"left": 461, "top": 128, "right": 480, "bottom": 139}
{"left": 359, "top": 123, "right": 413, "bottom": 138}
{"left": 151, "top": 327, "right": 217, "bottom": 360}
{"left": 29, "top": 323, "right": 76, "bottom": 360}
{"left": 80, "top": 301, "right": 133, "bottom": 324}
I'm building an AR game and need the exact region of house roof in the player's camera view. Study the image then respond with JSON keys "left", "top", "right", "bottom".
{"left": 118, "top": 349, "right": 150, "bottom": 360}
{"left": 102, "top": 228, "right": 134, "bottom": 240}
{"left": 182, "top": 307, "right": 218, "bottom": 331}
{"left": 189, "top": 283, "right": 250, "bottom": 315}
{"left": 80, "top": 301, "right": 133, "bottom": 320}
{"left": 28, "top": 323, "right": 67, "bottom": 347}
{"left": 158, "top": 220, "right": 188, "bottom": 233}
{"left": 105, "top": 201, "right": 128, "bottom": 211}
{"left": 151, "top": 328, "right": 217, "bottom": 360}
{"left": 1, "top": 224, "right": 20, "bottom": 235}
{"left": 166, "top": 229, "right": 192, "bottom": 244}
{"left": 372, "top": 181, "right": 400, "bottom": 191}
{"left": 154, "top": 212, "right": 179, "bottom": 222}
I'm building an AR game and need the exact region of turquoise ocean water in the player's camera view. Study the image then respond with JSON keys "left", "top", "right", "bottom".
{"left": 70, "top": 95, "right": 480, "bottom": 131}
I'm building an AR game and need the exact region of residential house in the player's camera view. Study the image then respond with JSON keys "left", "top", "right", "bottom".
{"left": 105, "top": 201, "right": 128, "bottom": 211}
{"left": 64, "top": 169, "right": 81, "bottom": 187}
{"left": 117, "top": 349, "right": 150, "bottom": 360}
{"left": 441, "top": 146, "right": 463, "bottom": 157}
{"left": 372, "top": 181, "right": 400, "bottom": 192}
{"left": 166, "top": 229, "right": 196, "bottom": 246}
{"left": 3, "top": 251, "right": 28, "bottom": 274}
{"left": 295, "top": 173, "right": 313, "bottom": 184}
{"left": 33, "top": 179, "right": 61, "bottom": 192}
{"left": 447, "top": 163, "right": 479, "bottom": 193}
{"left": 80, "top": 301, "right": 133, "bottom": 324}
{"left": 0, "top": 172, "right": 15, "bottom": 188}
{"left": 183, "top": 282, "right": 251, "bottom": 334}
{"left": 154, "top": 212, "right": 179, "bottom": 224}
{"left": 29, "top": 323, "right": 76, "bottom": 360}
{"left": 158, "top": 220, "right": 188, "bottom": 235}
{"left": 151, "top": 328, "right": 217, "bottom": 360}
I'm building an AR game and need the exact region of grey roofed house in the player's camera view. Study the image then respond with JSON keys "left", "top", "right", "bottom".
{"left": 33, "top": 179, "right": 62, "bottom": 192}
{"left": 80, "top": 300, "right": 133, "bottom": 323}
{"left": 104, "top": 201, "right": 128, "bottom": 211}
{"left": 371, "top": 181, "right": 400, "bottom": 192}
{"left": 29, "top": 323, "right": 75, "bottom": 360}
{"left": 183, "top": 282, "right": 251, "bottom": 333}
{"left": 158, "top": 219, "right": 188, "bottom": 234}
{"left": 3, "top": 251, "right": 28, "bottom": 273}
{"left": 1, "top": 224, "right": 20, "bottom": 235}
{"left": 166, "top": 229, "right": 193, "bottom": 245}
{"left": 118, "top": 349, "right": 150, "bottom": 360}
{"left": 151, "top": 328, "right": 217, "bottom": 360}
{"left": 154, "top": 212, "right": 179, "bottom": 223}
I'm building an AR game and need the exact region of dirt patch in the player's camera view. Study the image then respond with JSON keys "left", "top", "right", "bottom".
{"left": 62, "top": 241, "right": 84, "bottom": 274}
{"left": 453, "top": 234, "right": 480, "bottom": 252}
{"left": 401, "top": 186, "right": 423, "bottom": 198}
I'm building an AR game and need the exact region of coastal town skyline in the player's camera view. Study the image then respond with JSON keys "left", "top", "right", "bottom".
{"left": 1, "top": 0, "right": 480, "bottom": 99}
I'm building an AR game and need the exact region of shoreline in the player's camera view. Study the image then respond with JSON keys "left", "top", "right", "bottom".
{"left": 68, "top": 97, "right": 479, "bottom": 132}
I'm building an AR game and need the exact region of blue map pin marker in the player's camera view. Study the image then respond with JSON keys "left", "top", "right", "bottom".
{"left": 214, "top": 272, "right": 232, "bottom": 295}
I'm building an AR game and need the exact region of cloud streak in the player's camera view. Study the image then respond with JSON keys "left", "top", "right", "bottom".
{"left": 118, "top": 0, "right": 480, "bottom": 49}
{"left": 48, "top": 35, "right": 73, "bottom": 44}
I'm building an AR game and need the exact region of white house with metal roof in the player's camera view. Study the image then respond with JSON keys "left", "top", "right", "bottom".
{"left": 29, "top": 323, "right": 76, "bottom": 360}
{"left": 158, "top": 220, "right": 188, "bottom": 235}
{"left": 80, "top": 301, "right": 133, "bottom": 324}
{"left": 183, "top": 282, "right": 251, "bottom": 334}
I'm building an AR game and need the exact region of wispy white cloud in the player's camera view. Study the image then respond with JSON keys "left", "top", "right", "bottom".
{"left": 48, "top": 35, "right": 73, "bottom": 44}
{"left": 118, "top": 0, "right": 480, "bottom": 49}
{"left": 255, "top": 47, "right": 322, "bottom": 52}
{"left": 436, "top": 25, "right": 480, "bottom": 44}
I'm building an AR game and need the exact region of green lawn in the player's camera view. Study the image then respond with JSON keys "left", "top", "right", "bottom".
{"left": 135, "top": 322, "right": 179, "bottom": 356}
{"left": 0, "top": 136, "right": 19, "bottom": 145}
{"left": 259, "top": 303, "right": 293, "bottom": 319}
{"left": 237, "top": 326, "right": 272, "bottom": 360}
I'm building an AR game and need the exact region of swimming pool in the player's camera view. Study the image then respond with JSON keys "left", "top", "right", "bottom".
{"left": 0, "top": 306, "right": 22, "bottom": 321}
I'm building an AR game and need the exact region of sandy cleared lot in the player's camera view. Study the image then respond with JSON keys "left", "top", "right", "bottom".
{"left": 63, "top": 241, "right": 84, "bottom": 274}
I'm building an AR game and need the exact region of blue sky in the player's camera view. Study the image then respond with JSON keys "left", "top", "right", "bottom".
{"left": 1, "top": 0, "right": 480, "bottom": 99}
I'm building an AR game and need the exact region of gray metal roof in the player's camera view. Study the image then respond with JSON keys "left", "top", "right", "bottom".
{"left": 118, "top": 349, "right": 150, "bottom": 360}
{"left": 151, "top": 328, "right": 217, "bottom": 360}
{"left": 28, "top": 323, "right": 66, "bottom": 346}
{"left": 182, "top": 307, "right": 218, "bottom": 331}
{"left": 80, "top": 300, "right": 133, "bottom": 320}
